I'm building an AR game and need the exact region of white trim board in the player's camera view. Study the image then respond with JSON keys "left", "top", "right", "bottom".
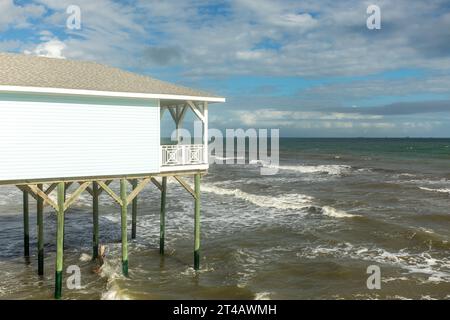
{"left": 160, "top": 164, "right": 209, "bottom": 173}
{"left": 0, "top": 85, "right": 226, "bottom": 103}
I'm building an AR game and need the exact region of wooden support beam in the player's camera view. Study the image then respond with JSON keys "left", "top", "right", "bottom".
{"left": 37, "top": 184, "right": 44, "bottom": 276}
{"left": 45, "top": 183, "right": 57, "bottom": 195}
{"left": 100, "top": 180, "right": 113, "bottom": 195}
{"left": 84, "top": 180, "right": 111, "bottom": 197}
{"left": 23, "top": 190, "right": 30, "bottom": 257}
{"left": 27, "top": 185, "right": 58, "bottom": 212}
{"left": 160, "top": 177, "right": 167, "bottom": 255}
{"left": 126, "top": 178, "right": 150, "bottom": 204}
{"left": 203, "top": 102, "right": 209, "bottom": 163}
{"left": 85, "top": 186, "right": 94, "bottom": 197}
{"left": 194, "top": 174, "right": 201, "bottom": 270}
{"left": 168, "top": 107, "right": 178, "bottom": 123}
{"left": 63, "top": 182, "right": 72, "bottom": 202}
{"left": 173, "top": 176, "right": 197, "bottom": 199}
{"left": 178, "top": 105, "right": 188, "bottom": 124}
{"left": 131, "top": 180, "right": 137, "bottom": 239}
{"left": 64, "top": 182, "right": 90, "bottom": 211}
{"left": 151, "top": 177, "right": 163, "bottom": 192}
{"left": 98, "top": 181, "right": 122, "bottom": 206}
{"left": 92, "top": 182, "right": 99, "bottom": 260}
{"left": 120, "top": 179, "right": 129, "bottom": 276}
{"left": 54, "top": 182, "right": 65, "bottom": 299}
{"left": 17, "top": 185, "right": 38, "bottom": 201}
{"left": 187, "top": 101, "right": 205, "bottom": 122}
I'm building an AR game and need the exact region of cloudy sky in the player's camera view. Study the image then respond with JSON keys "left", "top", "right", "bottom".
{"left": 1, "top": 0, "right": 450, "bottom": 137}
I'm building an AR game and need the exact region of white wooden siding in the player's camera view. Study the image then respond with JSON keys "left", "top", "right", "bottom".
{"left": 0, "top": 100, "right": 160, "bottom": 182}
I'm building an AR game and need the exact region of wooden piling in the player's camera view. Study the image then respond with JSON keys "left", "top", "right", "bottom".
{"left": 160, "top": 177, "right": 167, "bottom": 255}
{"left": 23, "top": 190, "right": 29, "bottom": 257}
{"left": 92, "top": 182, "right": 99, "bottom": 260}
{"left": 194, "top": 174, "right": 201, "bottom": 270}
{"left": 120, "top": 179, "right": 129, "bottom": 276}
{"left": 55, "top": 182, "right": 65, "bottom": 299}
{"left": 37, "top": 184, "right": 44, "bottom": 275}
{"left": 131, "top": 179, "right": 138, "bottom": 239}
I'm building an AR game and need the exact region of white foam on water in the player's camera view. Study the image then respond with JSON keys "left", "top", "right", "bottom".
{"left": 79, "top": 253, "right": 92, "bottom": 262}
{"left": 214, "top": 156, "right": 246, "bottom": 161}
{"left": 202, "top": 184, "right": 358, "bottom": 220}
{"left": 419, "top": 187, "right": 450, "bottom": 194}
{"left": 401, "top": 178, "right": 450, "bottom": 186}
{"left": 382, "top": 276, "right": 409, "bottom": 283}
{"left": 397, "top": 173, "right": 416, "bottom": 178}
{"left": 101, "top": 282, "right": 131, "bottom": 300}
{"left": 264, "top": 164, "right": 351, "bottom": 175}
{"left": 298, "top": 243, "right": 450, "bottom": 283}
{"left": 249, "top": 159, "right": 271, "bottom": 166}
{"left": 254, "top": 292, "right": 271, "bottom": 300}
{"left": 320, "top": 206, "right": 361, "bottom": 218}
{"left": 202, "top": 184, "right": 313, "bottom": 211}
{"left": 98, "top": 251, "right": 133, "bottom": 300}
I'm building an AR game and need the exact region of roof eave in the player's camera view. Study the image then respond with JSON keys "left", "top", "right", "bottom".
{"left": 0, "top": 85, "right": 226, "bottom": 103}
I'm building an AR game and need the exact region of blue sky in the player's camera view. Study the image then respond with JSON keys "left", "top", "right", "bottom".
{"left": 1, "top": 0, "right": 450, "bottom": 137}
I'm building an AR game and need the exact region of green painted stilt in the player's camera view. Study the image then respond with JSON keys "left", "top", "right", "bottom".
{"left": 92, "top": 182, "right": 99, "bottom": 260}
{"left": 23, "top": 190, "right": 29, "bottom": 257}
{"left": 131, "top": 179, "right": 138, "bottom": 239}
{"left": 37, "top": 184, "right": 44, "bottom": 275}
{"left": 160, "top": 177, "right": 167, "bottom": 255}
{"left": 54, "top": 182, "right": 65, "bottom": 299}
{"left": 194, "top": 174, "right": 201, "bottom": 270}
{"left": 23, "top": 191, "right": 30, "bottom": 257}
{"left": 120, "top": 179, "right": 129, "bottom": 276}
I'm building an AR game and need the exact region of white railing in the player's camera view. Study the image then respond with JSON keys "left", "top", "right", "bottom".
{"left": 161, "top": 144, "right": 205, "bottom": 166}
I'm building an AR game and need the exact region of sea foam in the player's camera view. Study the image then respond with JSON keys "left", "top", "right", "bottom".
{"left": 320, "top": 206, "right": 361, "bottom": 218}
{"left": 203, "top": 184, "right": 358, "bottom": 218}
{"left": 202, "top": 184, "right": 313, "bottom": 210}
{"left": 263, "top": 164, "right": 351, "bottom": 175}
{"left": 419, "top": 187, "right": 450, "bottom": 194}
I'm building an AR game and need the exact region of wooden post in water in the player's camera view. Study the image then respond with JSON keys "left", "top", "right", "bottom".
{"left": 131, "top": 179, "right": 138, "bottom": 239}
{"left": 23, "top": 190, "right": 29, "bottom": 257}
{"left": 194, "top": 174, "right": 201, "bottom": 270}
{"left": 120, "top": 179, "right": 129, "bottom": 276}
{"left": 23, "top": 191, "right": 30, "bottom": 257}
{"left": 55, "top": 182, "right": 65, "bottom": 299}
{"left": 160, "top": 177, "right": 167, "bottom": 255}
{"left": 92, "top": 182, "right": 99, "bottom": 260}
{"left": 37, "top": 184, "right": 44, "bottom": 275}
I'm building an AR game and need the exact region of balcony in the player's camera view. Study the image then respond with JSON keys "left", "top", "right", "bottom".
{"left": 160, "top": 144, "right": 207, "bottom": 172}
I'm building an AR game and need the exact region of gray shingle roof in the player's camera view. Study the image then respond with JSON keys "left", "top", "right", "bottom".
{"left": 0, "top": 52, "right": 220, "bottom": 98}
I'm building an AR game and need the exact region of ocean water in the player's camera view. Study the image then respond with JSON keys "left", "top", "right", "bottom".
{"left": 0, "top": 138, "right": 450, "bottom": 300}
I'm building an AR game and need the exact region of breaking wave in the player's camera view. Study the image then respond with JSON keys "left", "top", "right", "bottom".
{"left": 419, "top": 187, "right": 450, "bottom": 194}
{"left": 320, "top": 206, "right": 361, "bottom": 218}
{"left": 203, "top": 184, "right": 359, "bottom": 218}
{"left": 202, "top": 184, "right": 313, "bottom": 211}
{"left": 263, "top": 164, "right": 351, "bottom": 175}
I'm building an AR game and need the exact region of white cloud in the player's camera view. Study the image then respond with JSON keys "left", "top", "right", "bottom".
{"left": 7, "top": 0, "right": 449, "bottom": 80}
{"left": 0, "top": 0, "right": 45, "bottom": 31}
{"left": 25, "top": 38, "right": 66, "bottom": 59}
{"left": 4, "top": 0, "right": 450, "bottom": 136}
{"left": 234, "top": 109, "right": 383, "bottom": 127}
